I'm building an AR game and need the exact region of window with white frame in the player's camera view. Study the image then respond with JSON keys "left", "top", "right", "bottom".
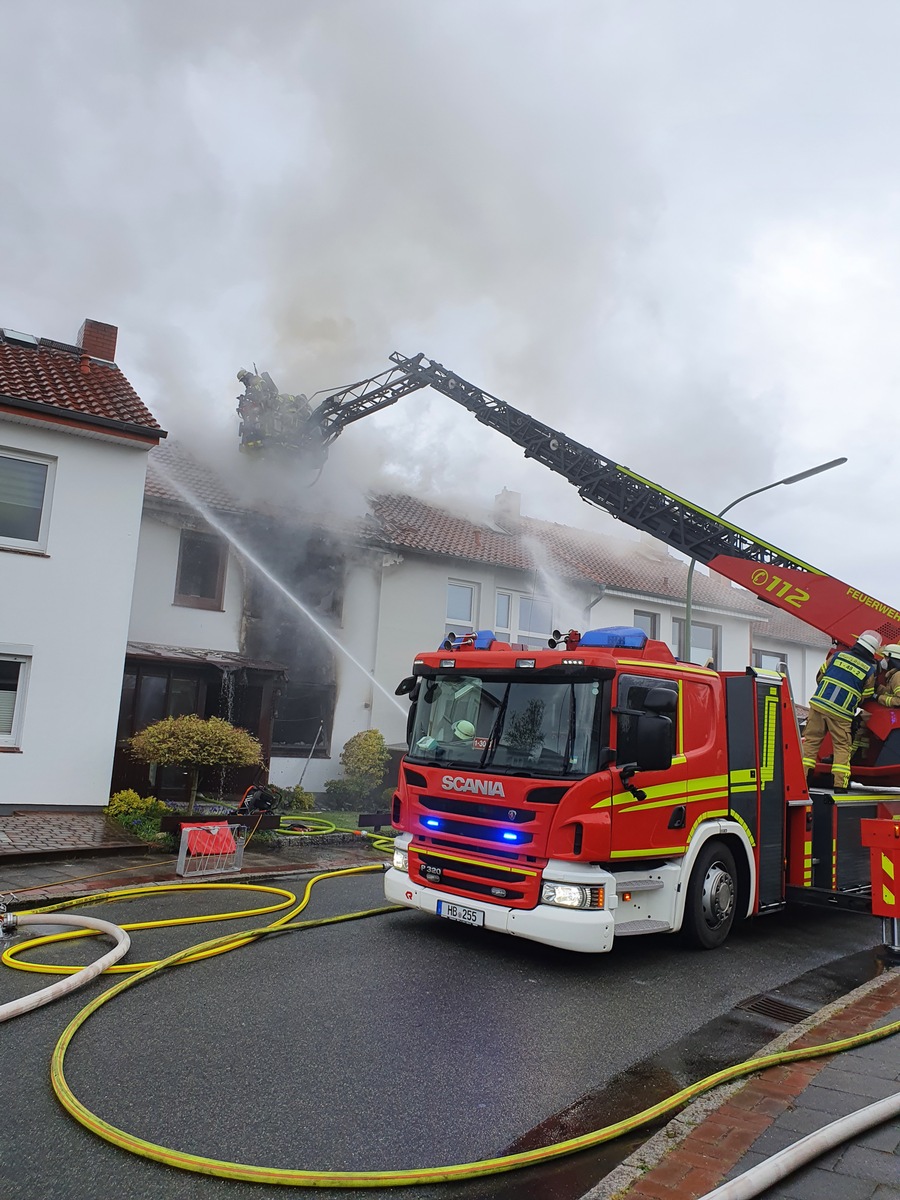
{"left": 673, "top": 618, "right": 721, "bottom": 668}
{"left": 0, "top": 649, "right": 30, "bottom": 747}
{"left": 0, "top": 449, "right": 55, "bottom": 552}
{"left": 446, "top": 581, "right": 478, "bottom": 641}
{"left": 494, "top": 591, "right": 512, "bottom": 641}
{"left": 518, "top": 595, "right": 553, "bottom": 648}
{"left": 633, "top": 610, "right": 659, "bottom": 639}
{"left": 489, "top": 590, "right": 555, "bottom": 647}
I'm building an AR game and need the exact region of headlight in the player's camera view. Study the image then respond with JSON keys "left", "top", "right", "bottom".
{"left": 393, "top": 847, "right": 409, "bottom": 872}
{"left": 540, "top": 882, "right": 605, "bottom": 909}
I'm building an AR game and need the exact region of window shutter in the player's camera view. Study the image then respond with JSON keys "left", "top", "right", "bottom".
{"left": 0, "top": 456, "right": 47, "bottom": 507}
{"left": 0, "top": 689, "right": 16, "bottom": 735}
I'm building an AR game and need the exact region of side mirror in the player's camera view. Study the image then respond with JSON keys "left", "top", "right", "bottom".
{"left": 644, "top": 687, "right": 677, "bottom": 714}
{"left": 395, "top": 676, "right": 417, "bottom": 696}
{"left": 633, "top": 713, "right": 674, "bottom": 772}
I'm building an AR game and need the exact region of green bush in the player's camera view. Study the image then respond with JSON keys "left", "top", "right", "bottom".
{"left": 106, "top": 789, "right": 171, "bottom": 845}
{"left": 266, "top": 783, "right": 316, "bottom": 813}
{"left": 324, "top": 729, "right": 390, "bottom": 811}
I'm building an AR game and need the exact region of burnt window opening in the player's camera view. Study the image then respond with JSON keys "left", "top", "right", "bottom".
{"left": 272, "top": 682, "right": 334, "bottom": 757}
{"left": 174, "top": 529, "right": 227, "bottom": 610}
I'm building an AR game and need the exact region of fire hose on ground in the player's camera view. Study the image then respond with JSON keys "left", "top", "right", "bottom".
{"left": 0, "top": 913, "right": 131, "bottom": 1021}
{"left": 0, "top": 865, "right": 898, "bottom": 1192}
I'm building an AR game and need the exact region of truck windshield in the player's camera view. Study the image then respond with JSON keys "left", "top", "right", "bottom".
{"left": 407, "top": 674, "right": 604, "bottom": 778}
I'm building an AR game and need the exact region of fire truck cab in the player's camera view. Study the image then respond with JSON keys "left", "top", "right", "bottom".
{"left": 384, "top": 625, "right": 819, "bottom": 953}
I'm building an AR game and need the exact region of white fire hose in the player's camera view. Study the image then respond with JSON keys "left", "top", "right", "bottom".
{"left": 700, "top": 1088, "right": 900, "bottom": 1200}
{"left": 0, "top": 913, "right": 131, "bottom": 1022}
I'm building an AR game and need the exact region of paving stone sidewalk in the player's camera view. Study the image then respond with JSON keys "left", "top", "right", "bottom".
{"left": 0, "top": 810, "right": 147, "bottom": 857}
{"left": 585, "top": 971, "right": 900, "bottom": 1200}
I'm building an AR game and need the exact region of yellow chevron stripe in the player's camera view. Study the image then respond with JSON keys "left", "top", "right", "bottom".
{"left": 882, "top": 854, "right": 895, "bottom": 881}
{"left": 730, "top": 768, "right": 757, "bottom": 784}
{"left": 686, "top": 810, "right": 729, "bottom": 843}
{"left": 610, "top": 846, "right": 686, "bottom": 858}
{"left": 619, "top": 790, "right": 729, "bottom": 814}
{"left": 594, "top": 775, "right": 729, "bottom": 810}
{"left": 617, "top": 658, "right": 718, "bottom": 677}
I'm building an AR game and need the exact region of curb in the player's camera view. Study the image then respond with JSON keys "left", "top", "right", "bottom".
{"left": 579, "top": 965, "right": 900, "bottom": 1200}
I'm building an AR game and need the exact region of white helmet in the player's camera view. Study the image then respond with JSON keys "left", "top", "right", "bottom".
{"left": 855, "top": 630, "right": 883, "bottom": 656}
{"left": 883, "top": 643, "right": 900, "bottom": 661}
{"left": 453, "top": 720, "right": 475, "bottom": 740}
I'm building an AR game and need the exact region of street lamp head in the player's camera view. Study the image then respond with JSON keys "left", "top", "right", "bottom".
{"left": 781, "top": 457, "right": 847, "bottom": 486}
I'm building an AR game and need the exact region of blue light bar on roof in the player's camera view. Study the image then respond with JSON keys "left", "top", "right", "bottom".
{"left": 580, "top": 626, "right": 648, "bottom": 649}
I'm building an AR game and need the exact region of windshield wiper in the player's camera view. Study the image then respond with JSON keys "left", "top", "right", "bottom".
{"left": 480, "top": 683, "right": 510, "bottom": 769}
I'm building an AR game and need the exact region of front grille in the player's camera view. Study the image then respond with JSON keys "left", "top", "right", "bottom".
{"left": 421, "top": 794, "right": 535, "bottom": 823}
{"left": 418, "top": 852, "right": 529, "bottom": 883}
{"left": 412, "top": 848, "right": 540, "bottom": 907}
{"left": 421, "top": 835, "right": 525, "bottom": 862}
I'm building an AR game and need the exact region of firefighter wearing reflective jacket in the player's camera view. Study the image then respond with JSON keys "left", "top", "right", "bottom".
{"left": 876, "top": 644, "right": 900, "bottom": 708}
{"left": 802, "top": 630, "right": 882, "bottom": 790}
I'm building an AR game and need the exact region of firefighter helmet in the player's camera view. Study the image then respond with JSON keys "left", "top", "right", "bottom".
{"left": 855, "top": 630, "right": 883, "bottom": 655}
{"left": 882, "top": 643, "right": 900, "bottom": 663}
{"left": 453, "top": 720, "right": 476, "bottom": 740}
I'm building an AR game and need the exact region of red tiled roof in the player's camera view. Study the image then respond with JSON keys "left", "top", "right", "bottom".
{"left": 367, "top": 493, "right": 831, "bottom": 647}
{"left": 146, "top": 442, "right": 246, "bottom": 514}
{"left": 0, "top": 328, "right": 162, "bottom": 435}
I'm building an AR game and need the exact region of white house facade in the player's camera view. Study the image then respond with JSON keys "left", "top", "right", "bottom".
{"left": 0, "top": 319, "right": 164, "bottom": 812}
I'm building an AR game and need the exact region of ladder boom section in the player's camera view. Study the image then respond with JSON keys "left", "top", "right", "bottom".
{"left": 394, "top": 353, "right": 815, "bottom": 570}
{"left": 312, "top": 354, "right": 429, "bottom": 447}
{"left": 302, "top": 351, "right": 900, "bottom": 647}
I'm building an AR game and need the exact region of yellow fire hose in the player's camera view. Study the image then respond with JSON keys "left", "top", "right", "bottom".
{"left": 4, "top": 866, "right": 899, "bottom": 1188}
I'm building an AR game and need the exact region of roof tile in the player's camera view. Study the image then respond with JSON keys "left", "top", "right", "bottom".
{"left": 0, "top": 329, "right": 161, "bottom": 432}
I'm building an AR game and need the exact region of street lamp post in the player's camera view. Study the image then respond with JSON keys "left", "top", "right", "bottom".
{"left": 682, "top": 457, "right": 847, "bottom": 664}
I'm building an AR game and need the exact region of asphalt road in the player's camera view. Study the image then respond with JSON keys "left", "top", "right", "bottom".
{"left": 0, "top": 870, "right": 886, "bottom": 1200}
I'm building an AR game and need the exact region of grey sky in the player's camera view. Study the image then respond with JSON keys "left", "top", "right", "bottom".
{"left": 1, "top": 1, "right": 897, "bottom": 601}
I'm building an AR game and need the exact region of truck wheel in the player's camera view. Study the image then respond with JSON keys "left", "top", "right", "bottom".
{"left": 682, "top": 839, "right": 737, "bottom": 950}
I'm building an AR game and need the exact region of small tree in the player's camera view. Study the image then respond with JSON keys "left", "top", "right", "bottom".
{"left": 324, "top": 729, "right": 390, "bottom": 811}
{"left": 129, "top": 715, "right": 263, "bottom": 815}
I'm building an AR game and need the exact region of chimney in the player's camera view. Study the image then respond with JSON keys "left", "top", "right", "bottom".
{"left": 77, "top": 318, "right": 118, "bottom": 362}
{"left": 494, "top": 487, "right": 521, "bottom": 527}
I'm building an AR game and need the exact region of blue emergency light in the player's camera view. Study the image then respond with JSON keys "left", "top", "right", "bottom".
{"left": 424, "top": 818, "right": 441, "bottom": 829}
{"left": 579, "top": 626, "right": 648, "bottom": 649}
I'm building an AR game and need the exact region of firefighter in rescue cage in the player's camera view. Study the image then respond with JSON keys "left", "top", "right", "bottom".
{"left": 237, "top": 368, "right": 311, "bottom": 449}
{"left": 801, "top": 629, "right": 882, "bottom": 791}
{"left": 876, "top": 644, "right": 900, "bottom": 707}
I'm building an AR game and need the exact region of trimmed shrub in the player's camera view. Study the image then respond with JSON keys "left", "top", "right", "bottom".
{"left": 324, "top": 729, "right": 390, "bottom": 811}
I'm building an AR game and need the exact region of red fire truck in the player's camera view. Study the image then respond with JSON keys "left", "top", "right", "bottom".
{"left": 240, "top": 353, "right": 900, "bottom": 951}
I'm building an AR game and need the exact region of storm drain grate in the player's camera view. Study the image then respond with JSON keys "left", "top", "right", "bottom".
{"left": 736, "top": 993, "right": 815, "bottom": 1026}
